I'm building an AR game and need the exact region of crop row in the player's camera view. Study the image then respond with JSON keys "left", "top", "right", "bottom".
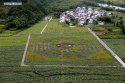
{"left": 0, "top": 67, "right": 125, "bottom": 83}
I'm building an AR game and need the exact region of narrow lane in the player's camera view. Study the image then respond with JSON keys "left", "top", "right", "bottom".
{"left": 87, "top": 27, "right": 125, "bottom": 67}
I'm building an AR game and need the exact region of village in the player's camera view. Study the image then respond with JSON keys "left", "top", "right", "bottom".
{"left": 60, "top": 7, "right": 112, "bottom": 26}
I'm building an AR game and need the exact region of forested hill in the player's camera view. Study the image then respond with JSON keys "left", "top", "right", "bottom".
{"left": 0, "top": 0, "right": 83, "bottom": 29}
{"left": 1, "top": 0, "right": 124, "bottom": 30}
{"left": 0, "top": 0, "right": 50, "bottom": 29}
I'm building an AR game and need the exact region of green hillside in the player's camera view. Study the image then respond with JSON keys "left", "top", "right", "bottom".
{"left": 0, "top": 0, "right": 80, "bottom": 30}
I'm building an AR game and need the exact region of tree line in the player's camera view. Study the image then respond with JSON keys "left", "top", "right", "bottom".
{"left": 0, "top": 0, "right": 104, "bottom": 30}
{"left": 0, "top": 0, "right": 125, "bottom": 35}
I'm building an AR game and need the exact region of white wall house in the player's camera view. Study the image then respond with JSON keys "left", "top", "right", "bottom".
{"left": 60, "top": 7, "right": 111, "bottom": 25}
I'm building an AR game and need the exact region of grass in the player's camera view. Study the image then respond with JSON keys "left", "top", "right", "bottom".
{"left": 91, "top": 24, "right": 125, "bottom": 39}
{"left": 0, "top": 19, "right": 47, "bottom": 66}
{"left": 0, "top": 45, "right": 124, "bottom": 82}
{"left": 90, "top": 21, "right": 125, "bottom": 64}
{"left": 0, "top": 20, "right": 47, "bottom": 46}
{"left": 0, "top": 0, "right": 125, "bottom": 82}
{"left": 90, "top": 13, "right": 125, "bottom": 64}
{"left": 0, "top": 67, "right": 125, "bottom": 83}
{"left": 0, "top": 24, "right": 5, "bottom": 27}
{"left": 0, "top": 18, "right": 125, "bottom": 82}
{"left": 25, "top": 19, "right": 120, "bottom": 66}
{"left": 0, "top": 46, "right": 25, "bottom": 66}
{"left": 103, "top": 39, "right": 125, "bottom": 62}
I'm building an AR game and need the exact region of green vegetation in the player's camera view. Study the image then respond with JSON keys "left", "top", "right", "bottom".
{"left": 90, "top": 5, "right": 125, "bottom": 64}
{"left": 100, "top": 6, "right": 114, "bottom": 11}
{"left": 25, "top": 19, "right": 119, "bottom": 66}
{"left": 0, "top": 0, "right": 125, "bottom": 82}
{"left": 0, "top": 67, "right": 125, "bottom": 83}
{"left": 91, "top": 7, "right": 125, "bottom": 37}
{"left": 0, "top": 0, "right": 102, "bottom": 32}
{"left": 103, "top": 39, "right": 125, "bottom": 62}
{"left": 0, "top": 19, "right": 47, "bottom": 46}
{"left": 97, "top": 16, "right": 112, "bottom": 23}
{"left": 104, "top": 0, "right": 125, "bottom": 6}
{"left": 0, "top": 0, "right": 81, "bottom": 31}
{"left": 0, "top": 18, "right": 124, "bottom": 82}
{"left": 91, "top": 24, "right": 125, "bottom": 39}
{"left": 0, "top": 19, "right": 124, "bottom": 82}
{"left": 0, "top": 46, "right": 24, "bottom": 66}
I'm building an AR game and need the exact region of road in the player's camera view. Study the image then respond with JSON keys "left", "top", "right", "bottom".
{"left": 87, "top": 27, "right": 125, "bottom": 67}
{"left": 40, "top": 17, "right": 52, "bottom": 34}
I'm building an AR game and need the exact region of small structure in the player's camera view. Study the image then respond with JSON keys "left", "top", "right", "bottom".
{"left": 45, "top": 16, "right": 52, "bottom": 21}
{"left": 98, "top": 21, "right": 105, "bottom": 25}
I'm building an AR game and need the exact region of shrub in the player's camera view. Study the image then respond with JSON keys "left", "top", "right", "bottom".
{"left": 101, "top": 7, "right": 114, "bottom": 11}
{"left": 97, "top": 16, "right": 111, "bottom": 23}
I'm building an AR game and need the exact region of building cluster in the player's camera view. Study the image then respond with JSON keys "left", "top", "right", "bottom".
{"left": 60, "top": 7, "right": 112, "bottom": 25}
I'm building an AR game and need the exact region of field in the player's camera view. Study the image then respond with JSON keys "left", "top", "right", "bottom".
{"left": 103, "top": 39, "right": 125, "bottom": 62}
{"left": 0, "top": 19, "right": 48, "bottom": 67}
{"left": 0, "top": 44, "right": 125, "bottom": 82}
{"left": 91, "top": 24, "right": 125, "bottom": 39}
{"left": 25, "top": 19, "right": 119, "bottom": 66}
{"left": 0, "top": 67, "right": 125, "bottom": 83}
{"left": 0, "top": 20, "right": 47, "bottom": 46}
{"left": 0, "top": 18, "right": 125, "bottom": 82}
{"left": 90, "top": 24, "right": 125, "bottom": 63}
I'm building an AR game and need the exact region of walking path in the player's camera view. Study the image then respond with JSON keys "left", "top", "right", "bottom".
{"left": 40, "top": 17, "right": 52, "bottom": 34}
{"left": 20, "top": 33, "right": 31, "bottom": 66}
{"left": 87, "top": 27, "right": 125, "bottom": 67}
{"left": 21, "top": 17, "right": 52, "bottom": 66}
{"left": 22, "top": 64, "right": 123, "bottom": 68}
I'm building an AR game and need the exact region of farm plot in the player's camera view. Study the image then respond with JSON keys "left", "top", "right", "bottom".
{"left": 25, "top": 19, "right": 120, "bottom": 66}
{"left": 0, "top": 46, "right": 25, "bottom": 66}
{"left": 0, "top": 36, "right": 26, "bottom": 66}
{"left": 103, "top": 39, "right": 125, "bottom": 62}
{"left": 1, "top": 18, "right": 125, "bottom": 82}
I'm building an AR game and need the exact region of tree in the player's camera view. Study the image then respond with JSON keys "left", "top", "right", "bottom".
{"left": 120, "top": 17, "right": 125, "bottom": 35}
{"left": 97, "top": 16, "right": 111, "bottom": 23}
{"left": 14, "top": 15, "right": 28, "bottom": 29}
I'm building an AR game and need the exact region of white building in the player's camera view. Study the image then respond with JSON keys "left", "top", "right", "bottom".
{"left": 60, "top": 7, "right": 112, "bottom": 25}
